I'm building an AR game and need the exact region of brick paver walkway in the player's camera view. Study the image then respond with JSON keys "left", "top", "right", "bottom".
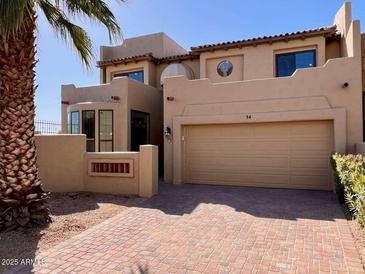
{"left": 7, "top": 183, "right": 364, "bottom": 273}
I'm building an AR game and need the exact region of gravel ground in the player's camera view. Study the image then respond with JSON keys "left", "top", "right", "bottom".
{"left": 0, "top": 192, "right": 145, "bottom": 272}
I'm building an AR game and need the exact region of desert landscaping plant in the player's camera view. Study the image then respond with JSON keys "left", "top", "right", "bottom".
{"left": 0, "top": 0, "right": 123, "bottom": 231}
{"left": 332, "top": 153, "right": 365, "bottom": 227}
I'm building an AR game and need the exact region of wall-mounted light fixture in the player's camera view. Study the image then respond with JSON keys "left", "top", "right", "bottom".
{"left": 111, "top": 96, "right": 120, "bottom": 101}
{"left": 164, "top": 126, "right": 172, "bottom": 137}
{"left": 166, "top": 96, "right": 175, "bottom": 101}
{"left": 342, "top": 82, "right": 349, "bottom": 88}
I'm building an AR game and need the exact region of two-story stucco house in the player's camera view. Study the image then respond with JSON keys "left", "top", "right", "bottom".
{"left": 62, "top": 2, "right": 365, "bottom": 191}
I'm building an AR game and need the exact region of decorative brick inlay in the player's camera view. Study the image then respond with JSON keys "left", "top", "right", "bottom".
{"left": 88, "top": 159, "right": 133, "bottom": 177}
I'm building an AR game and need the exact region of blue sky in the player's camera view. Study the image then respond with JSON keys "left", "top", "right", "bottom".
{"left": 35, "top": 0, "right": 365, "bottom": 121}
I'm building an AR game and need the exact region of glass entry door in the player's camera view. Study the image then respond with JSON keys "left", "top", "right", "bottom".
{"left": 82, "top": 110, "right": 95, "bottom": 152}
{"left": 131, "top": 110, "right": 150, "bottom": 151}
{"left": 99, "top": 110, "right": 113, "bottom": 152}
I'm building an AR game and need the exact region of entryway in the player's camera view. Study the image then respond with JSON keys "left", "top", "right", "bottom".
{"left": 131, "top": 110, "right": 150, "bottom": 151}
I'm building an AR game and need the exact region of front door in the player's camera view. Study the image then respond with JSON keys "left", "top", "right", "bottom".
{"left": 131, "top": 110, "right": 150, "bottom": 151}
{"left": 82, "top": 110, "right": 95, "bottom": 152}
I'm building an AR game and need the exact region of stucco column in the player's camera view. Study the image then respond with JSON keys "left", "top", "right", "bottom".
{"left": 139, "top": 145, "right": 158, "bottom": 197}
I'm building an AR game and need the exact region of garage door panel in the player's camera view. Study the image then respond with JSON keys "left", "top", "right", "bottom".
{"left": 188, "top": 166, "right": 291, "bottom": 175}
{"left": 186, "top": 142, "right": 290, "bottom": 153}
{"left": 187, "top": 172, "right": 290, "bottom": 185}
{"left": 290, "top": 140, "right": 332, "bottom": 151}
{"left": 291, "top": 175, "right": 329, "bottom": 187}
{"left": 186, "top": 142, "right": 292, "bottom": 155}
{"left": 186, "top": 147, "right": 292, "bottom": 157}
{"left": 188, "top": 165, "right": 328, "bottom": 177}
{"left": 187, "top": 140, "right": 331, "bottom": 154}
{"left": 183, "top": 121, "right": 333, "bottom": 190}
{"left": 187, "top": 172, "right": 330, "bottom": 189}
{"left": 291, "top": 158, "right": 330, "bottom": 169}
{"left": 186, "top": 156, "right": 291, "bottom": 168}
{"left": 289, "top": 122, "right": 332, "bottom": 137}
{"left": 187, "top": 126, "right": 252, "bottom": 138}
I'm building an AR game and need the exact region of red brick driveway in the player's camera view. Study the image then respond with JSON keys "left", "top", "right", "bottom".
{"left": 8, "top": 183, "right": 364, "bottom": 273}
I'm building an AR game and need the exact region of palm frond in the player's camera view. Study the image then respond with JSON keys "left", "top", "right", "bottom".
{"left": 37, "top": 0, "right": 93, "bottom": 68}
{"left": 0, "top": 0, "right": 33, "bottom": 39}
{"left": 60, "top": 0, "right": 124, "bottom": 43}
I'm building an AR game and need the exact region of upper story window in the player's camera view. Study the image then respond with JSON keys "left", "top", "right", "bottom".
{"left": 113, "top": 70, "right": 144, "bottom": 83}
{"left": 276, "top": 49, "right": 316, "bottom": 77}
{"left": 68, "top": 111, "right": 80, "bottom": 134}
{"left": 217, "top": 60, "right": 233, "bottom": 77}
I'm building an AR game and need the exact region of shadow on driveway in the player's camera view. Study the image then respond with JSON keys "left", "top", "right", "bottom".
{"left": 140, "top": 182, "right": 344, "bottom": 221}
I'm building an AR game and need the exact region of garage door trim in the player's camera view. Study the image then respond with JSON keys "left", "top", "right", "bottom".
{"left": 182, "top": 121, "right": 333, "bottom": 190}
{"left": 171, "top": 108, "right": 347, "bottom": 188}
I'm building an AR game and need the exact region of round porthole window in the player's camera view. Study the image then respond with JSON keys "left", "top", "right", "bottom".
{"left": 217, "top": 60, "right": 233, "bottom": 77}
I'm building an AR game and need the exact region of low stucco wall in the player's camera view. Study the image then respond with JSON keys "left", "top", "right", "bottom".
{"left": 36, "top": 135, "right": 158, "bottom": 197}
{"left": 85, "top": 152, "right": 140, "bottom": 195}
{"left": 36, "top": 134, "right": 85, "bottom": 192}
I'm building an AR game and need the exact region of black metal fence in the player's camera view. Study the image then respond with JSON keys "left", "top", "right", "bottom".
{"left": 35, "top": 120, "right": 62, "bottom": 134}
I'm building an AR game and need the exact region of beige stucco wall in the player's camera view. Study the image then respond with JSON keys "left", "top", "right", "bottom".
{"left": 326, "top": 38, "right": 341, "bottom": 61}
{"left": 100, "top": 32, "right": 187, "bottom": 61}
{"left": 36, "top": 135, "right": 85, "bottom": 192}
{"left": 163, "top": 2, "right": 363, "bottom": 184}
{"left": 61, "top": 77, "right": 162, "bottom": 153}
{"left": 164, "top": 56, "right": 362, "bottom": 182}
{"left": 334, "top": 2, "right": 361, "bottom": 59}
{"left": 199, "top": 36, "right": 326, "bottom": 82}
{"left": 138, "top": 145, "right": 159, "bottom": 197}
{"left": 85, "top": 152, "right": 140, "bottom": 195}
{"left": 61, "top": 77, "right": 129, "bottom": 134}
{"left": 36, "top": 135, "right": 158, "bottom": 197}
{"left": 85, "top": 146, "right": 158, "bottom": 197}
{"left": 206, "top": 54, "right": 244, "bottom": 83}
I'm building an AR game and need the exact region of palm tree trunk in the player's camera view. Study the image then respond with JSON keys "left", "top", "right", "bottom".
{"left": 0, "top": 8, "right": 50, "bottom": 231}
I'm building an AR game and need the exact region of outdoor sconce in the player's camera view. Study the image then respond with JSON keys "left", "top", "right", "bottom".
{"left": 166, "top": 96, "right": 175, "bottom": 101}
{"left": 164, "top": 126, "right": 172, "bottom": 137}
{"left": 111, "top": 95, "right": 120, "bottom": 101}
{"left": 342, "top": 82, "right": 349, "bottom": 88}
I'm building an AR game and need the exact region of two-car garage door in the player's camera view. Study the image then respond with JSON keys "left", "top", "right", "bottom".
{"left": 183, "top": 121, "right": 333, "bottom": 190}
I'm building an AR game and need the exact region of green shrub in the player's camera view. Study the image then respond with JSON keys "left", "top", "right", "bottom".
{"left": 332, "top": 153, "right": 365, "bottom": 227}
{"left": 330, "top": 155, "right": 345, "bottom": 203}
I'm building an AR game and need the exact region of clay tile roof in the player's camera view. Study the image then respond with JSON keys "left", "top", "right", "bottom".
{"left": 97, "top": 53, "right": 157, "bottom": 67}
{"left": 155, "top": 53, "right": 200, "bottom": 64}
{"left": 97, "top": 52, "right": 200, "bottom": 67}
{"left": 190, "top": 25, "right": 338, "bottom": 52}
{"left": 97, "top": 26, "right": 339, "bottom": 67}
